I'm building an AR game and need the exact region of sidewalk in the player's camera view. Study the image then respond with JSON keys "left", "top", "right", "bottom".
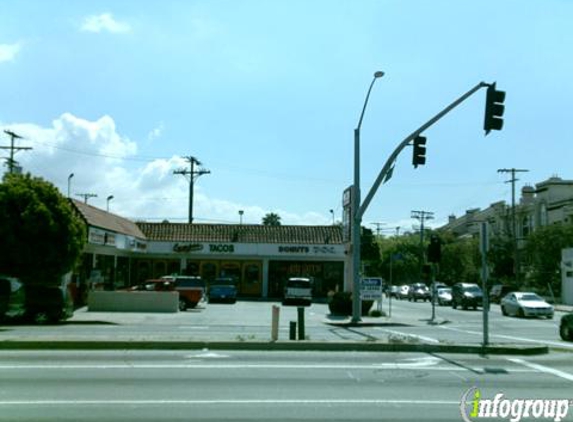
{"left": 0, "top": 303, "right": 553, "bottom": 355}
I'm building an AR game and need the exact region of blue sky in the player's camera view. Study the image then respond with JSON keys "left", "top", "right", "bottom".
{"left": 1, "top": 0, "right": 572, "bottom": 231}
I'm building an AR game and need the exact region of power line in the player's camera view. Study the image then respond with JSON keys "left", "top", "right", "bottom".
{"left": 371, "top": 222, "right": 386, "bottom": 236}
{"left": 173, "top": 156, "right": 211, "bottom": 224}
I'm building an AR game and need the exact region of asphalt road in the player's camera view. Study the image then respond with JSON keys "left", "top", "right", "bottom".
{"left": 0, "top": 350, "right": 572, "bottom": 422}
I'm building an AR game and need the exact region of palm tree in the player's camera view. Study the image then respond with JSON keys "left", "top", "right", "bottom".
{"left": 262, "top": 212, "right": 281, "bottom": 226}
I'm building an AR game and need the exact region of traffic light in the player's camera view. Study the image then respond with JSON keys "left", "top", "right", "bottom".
{"left": 483, "top": 82, "right": 506, "bottom": 135}
{"left": 412, "top": 136, "right": 426, "bottom": 168}
{"left": 427, "top": 234, "right": 442, "bottom": 263}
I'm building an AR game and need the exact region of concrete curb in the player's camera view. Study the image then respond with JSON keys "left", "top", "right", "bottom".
{"left": 0, "top": 340, "right": 549, "bottom": 355}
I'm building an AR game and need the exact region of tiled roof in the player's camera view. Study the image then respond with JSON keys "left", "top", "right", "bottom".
{"left": 71, "top": 199, "right": 146, "bottom": 239}
{"left": 137, "top": 222, "right": 343, "bottom": 244}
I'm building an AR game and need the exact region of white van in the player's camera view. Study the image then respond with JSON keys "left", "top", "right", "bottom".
{"left": 282, "top": 277, "right": 312, "bottom": 306}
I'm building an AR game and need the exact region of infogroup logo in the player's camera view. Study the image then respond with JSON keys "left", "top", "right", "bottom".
{"left": 460, "top": 387, "right": 572, "bottom": 422}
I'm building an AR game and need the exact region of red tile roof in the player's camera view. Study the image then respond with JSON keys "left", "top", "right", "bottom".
{"left": 137, "top": 222, "right": 343, "bottom": 244}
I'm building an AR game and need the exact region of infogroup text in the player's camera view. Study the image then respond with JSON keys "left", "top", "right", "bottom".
{"left": 460, "top": 387, "right": 572, "bottom": 422}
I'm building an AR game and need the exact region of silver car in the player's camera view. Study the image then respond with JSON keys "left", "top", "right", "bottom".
{"left": 500, "top": 292, "right": 554, "bottom": 319}
{"left": 436, "top": 287, "right": 452, "bottom": 306}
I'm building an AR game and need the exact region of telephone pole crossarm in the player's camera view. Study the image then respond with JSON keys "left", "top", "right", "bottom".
{"left": 173, "top": 156, "right": 211, "bottom": 224}
{"left": 1, "top": 130, "right": 32, "bottom": 174}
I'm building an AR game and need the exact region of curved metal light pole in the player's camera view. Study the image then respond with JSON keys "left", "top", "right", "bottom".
{"left": 67, "top": 173, "right": 74, "bottom": 198}
{"left": 106, "top": 195, "right": 114, "bottom": 212}
{"left": 351, "top": 71, "right": 384, "bottom": 323}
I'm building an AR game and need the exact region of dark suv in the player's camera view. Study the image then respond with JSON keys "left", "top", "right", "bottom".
{"left": 452, "top": 283, "right": 483, "bottom": 310}
{"left": 24, "top": 284, "right": 74, "bottom": 323}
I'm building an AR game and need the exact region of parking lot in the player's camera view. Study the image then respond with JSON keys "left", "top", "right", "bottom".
{"left": 1, "top": 298, "right": 571, "bottom": 350}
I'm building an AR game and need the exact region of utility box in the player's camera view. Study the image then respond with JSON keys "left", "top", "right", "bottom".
{"left": 562, "top": 248, "right": 573, "bottom": 305}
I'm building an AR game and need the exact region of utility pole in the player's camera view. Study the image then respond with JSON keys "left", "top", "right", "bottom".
{"left": 174, "top": 156, "right": 210, "bottom": 224}
{"left": 411, "top": 210, "right": 434, "bottom": 278}
{"left": 76, "top": 193, "right": 98, "bottom": 204}
{"left": 498, "top": 168, "right": 529, "bottom": 284}
{"left": 1, "top": 130, "right": 32, "bottom": 174}
{"left": 371, "top": 222, "right": 385, "bottom": 237}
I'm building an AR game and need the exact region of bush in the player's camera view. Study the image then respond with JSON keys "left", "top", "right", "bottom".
{"left": 327, "top": 291, "right": 373, "bottom": 316}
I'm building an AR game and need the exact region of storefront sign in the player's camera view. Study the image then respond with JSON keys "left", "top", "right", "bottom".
{"left": 88, "top": 228, "right": 115, "bottom": 246}
{"left": 278, "top": 245, "right": 336, "bottom": 255}
{"left": 209, "top": 244, "right": 235, "bottom": 253}
{"left": 279, "top": 246, "right": 310, "bottom": 254}
{"left": 173, "top": 243, "right": 204, "bottom": 253}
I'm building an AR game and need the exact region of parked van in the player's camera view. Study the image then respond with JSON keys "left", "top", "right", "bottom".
{"left": 283, "top": 277, "right": 312, "bottom": 306}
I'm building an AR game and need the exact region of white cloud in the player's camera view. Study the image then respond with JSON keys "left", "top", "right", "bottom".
{"left": 2, "top": 113, "right": 327, "bottom": 225}
{"left": 0, "top": 42, "right": 21, "bottom": 63}
{"left": 147, "top": 122, "right": 164, "bottom": 142}
{"left": 80, "top": 13, "right": 131, "bottom": 34}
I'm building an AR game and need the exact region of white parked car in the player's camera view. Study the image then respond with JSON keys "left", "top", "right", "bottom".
{"left": 500, "top": 292, "right": 554, "bottom": 319}
{"left": 397, "top": 285, "right": 410, "bottom": 300}
{"left": 436, "top": 287, "right": 452, "bottom": 306}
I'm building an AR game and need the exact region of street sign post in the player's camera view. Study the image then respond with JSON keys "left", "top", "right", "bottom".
{"left": 361, "top": 278, "right": 384, "bottom": 314}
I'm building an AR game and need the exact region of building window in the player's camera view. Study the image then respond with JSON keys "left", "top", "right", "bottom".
{"left": 540, "top": 203, "right": 548, "bottom": 226}
{"left": 522, "top": 215, "right": 532, "bottom": 238}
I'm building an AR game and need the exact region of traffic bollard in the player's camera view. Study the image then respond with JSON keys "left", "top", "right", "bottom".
{"left": 271, "top": 305, "right": 280, "bottom": 341}
{"left": 289, "top": 321, "right": 296, "bottom": 340}
{"left": 297, "top": 307, "right": 305, "bottom": 340}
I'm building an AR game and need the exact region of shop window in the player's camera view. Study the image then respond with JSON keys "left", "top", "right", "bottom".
{"left": 185, "top": 261, "right": 200, "bottom": 276}
{"left": 201, "top": 262, "right": 218, "bottom": 283}
{"left": 241, "top": 262, "right": 261, "bottom": 296}
{"left": 154, "top": 261, "right": 166, "bottom": 278}
{"left": 167, "top": 260, "right": 180, "bottom": 276}
{"left": 220, "top": 262, "right": 241, "bottom": 281}
{"left": 244, "top": 263, "right": 260, "bottom": 284}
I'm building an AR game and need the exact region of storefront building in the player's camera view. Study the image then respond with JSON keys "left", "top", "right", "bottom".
{"left": 71, "top": 200, "right": 347, "bottom": 300}
{"left": 135, "top": 223, "right": 346, "bottom": 299}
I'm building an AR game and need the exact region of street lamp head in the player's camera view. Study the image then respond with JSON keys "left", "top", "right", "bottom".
{"left": 107, "top": 195, "right": 114, "bottom": 201}
{"left": 373, "top": 71, "right": 385, "bottom": 78}
{"left": 68, "top": 173, "right": 74, "bottom": 179}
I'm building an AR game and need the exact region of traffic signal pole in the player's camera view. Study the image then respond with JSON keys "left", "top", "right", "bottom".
{"left": 351, "top": 80, "right": 498, "bottom": 323}
{"left": 358, "top": 82, "right": 489, "bottom": 220}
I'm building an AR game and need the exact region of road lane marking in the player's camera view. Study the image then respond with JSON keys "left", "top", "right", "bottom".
{"left": 507, "top": 358, "right": 573, "bottom": 382}
{"left": 438, "top": 326, "right": 573, "bottom": 349}
{"left": 374, "top": 327, "right": 440, "bottom": 344}
{"left": 0, "top": 399, "right": 460, "bottom": 406}
{"left": 0, "top": 363, "right": 536, "bottom": 372}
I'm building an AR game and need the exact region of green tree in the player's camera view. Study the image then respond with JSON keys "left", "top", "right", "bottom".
{"left": 487, "top": 236, "right": 515, "bottom": 283}
{"left": 377, "top": 233, "right": 422, "bottom": 285}
{"left": 0, "top": 173, "right": 86, "bottom": 285}
{"left": 524, "top": 223, "right": 573, "bottom": 295}
{"left": 360, "top": 227, "right": 381, "bottom": 276}
{"left": 262, "top": 212, "right": 281, "bottom": 226}
{"left": 439, "top": 233, "right": 480, "bottom": 285}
